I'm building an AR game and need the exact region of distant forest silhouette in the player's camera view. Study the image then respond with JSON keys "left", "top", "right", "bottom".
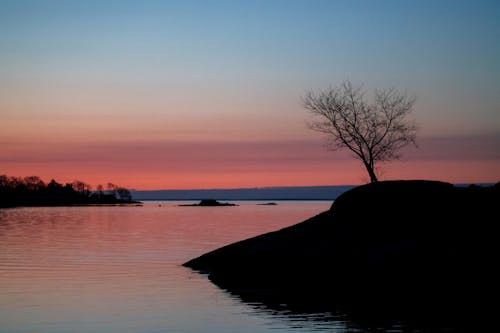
{"left": 0, "top": 175, "right": 136, "bottom": 208}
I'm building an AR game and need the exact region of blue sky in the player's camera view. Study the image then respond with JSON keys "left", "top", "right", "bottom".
{"left": 1, "top": 0, "right": 499, "bottom": 188}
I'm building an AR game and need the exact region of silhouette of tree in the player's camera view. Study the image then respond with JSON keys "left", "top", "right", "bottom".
{"left": 304, "top": 80, "right": 417, "bottom": 182}
{"left": 96, "top": 184, "right": 104, "bottom": 195}
{"left": 0, "top": 175, "right": 136, "bottom": 207}
{"left": 116, "top": 188, "right": 132, "bottom": 202}
{"left": 0, "top": 175, "right": 9, "bottom": 187}
{"left": 24, "top": 176, "right": 45, "bottom": 191}
{"left": 72, "top": 180, "right": 92, "bottom": 196}
{"left": 48, "top": 179, "right": 61, "bottom": 189}
{"left": 106, "top": 183, "right": 117, "bottom": 197}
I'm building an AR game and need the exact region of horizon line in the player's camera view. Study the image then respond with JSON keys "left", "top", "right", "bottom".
{"left": 130, "top": 181, "right": 496, "bottom": 192}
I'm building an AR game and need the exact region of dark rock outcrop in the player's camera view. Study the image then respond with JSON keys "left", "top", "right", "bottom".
{"left": 179, "top": 199, "right": 237, "bottom": 207}
{"left": 184, "top": 180, "right": 499, "bottom": 327}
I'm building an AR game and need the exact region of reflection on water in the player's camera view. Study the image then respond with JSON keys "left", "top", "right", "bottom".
{"left": 1, "top": 201, "right": 370, "bottom": 333}
{"left": 0, "top": 202, "right": 464, "bottom": 332}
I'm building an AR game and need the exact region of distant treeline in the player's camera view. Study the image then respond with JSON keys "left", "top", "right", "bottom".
{"left": 0, "top": 175, "right": 136, "bottom": 208}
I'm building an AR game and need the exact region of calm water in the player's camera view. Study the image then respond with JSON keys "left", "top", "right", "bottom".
{"left": 1, "top": 201, "right": 373, "bottom": 333}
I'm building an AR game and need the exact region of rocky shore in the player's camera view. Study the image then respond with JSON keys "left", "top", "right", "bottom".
{"left": 184, "top": 180, "right": 499, "bottom": 328}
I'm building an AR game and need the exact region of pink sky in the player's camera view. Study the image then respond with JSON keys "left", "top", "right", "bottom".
{"left": 1, "top": 82, "right": 498, "bottom": 189}
{"left": 1, "top": 1, "right": 499, "bottom": 189}
{"left": 2, "top": 136, "right": 498, "bottom": 189}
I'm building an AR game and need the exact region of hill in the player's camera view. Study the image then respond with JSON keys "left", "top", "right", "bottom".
{"left": 184, "top": 180, "right": 499, "bottom": 329}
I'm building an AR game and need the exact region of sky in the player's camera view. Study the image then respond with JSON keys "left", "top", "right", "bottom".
{"left": 1, "top": 0, "right": 499, "bottom": 189}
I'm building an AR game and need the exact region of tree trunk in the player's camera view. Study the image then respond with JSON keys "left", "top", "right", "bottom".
{"left": 363, "top": 162, "right": 378, "bottom": 183}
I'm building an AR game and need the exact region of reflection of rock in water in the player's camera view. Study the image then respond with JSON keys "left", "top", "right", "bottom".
{"left": 217, "top": 291, "right": 351, "bottom": 332}
{"left": 185, "top": 180, "right": 499, "bottom": 331}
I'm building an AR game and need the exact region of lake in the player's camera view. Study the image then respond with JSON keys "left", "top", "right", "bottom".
{"left": 1, "top": 201, "right": 357, "bottom": 333}
{"left": 0, "top": 201, "right": 450, "bottom": 333}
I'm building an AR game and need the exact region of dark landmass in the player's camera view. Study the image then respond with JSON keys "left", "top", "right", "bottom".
{"left": 130, "top": 183, "right": 493, "bottom": 201}
{"left": 257, "top": 202, "right": 277, "bottom": 205}
{"left": 184, "top": 180, "right": 499, "bottom": 330}
{"left": 131, "top": 185, "right": 355, "bottom": 200}
{"left": 179, "top": 199, "right": 238, "bottom": 207}
{"left": 0, "top": 175, "right": 140, "bottom": 208}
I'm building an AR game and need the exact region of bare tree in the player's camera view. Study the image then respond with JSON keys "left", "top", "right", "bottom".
{"left": 304, "top": 80, "right": 417, "bottom": 183}
{"left": 72, "top": 180, "right": 92, "bottom": 194}
{"left": 96, "top": 184, "right": 104, "bottom": 195}
{"left": 24, "top": 176, "right": 45, "bottom": 191}
{"left": 106, "top": 183, "right": 118, "bottom": 197}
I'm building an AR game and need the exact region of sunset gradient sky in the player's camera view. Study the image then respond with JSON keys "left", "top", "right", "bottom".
{"left": 1, "top": 0, "right": 499, "bottom": 189}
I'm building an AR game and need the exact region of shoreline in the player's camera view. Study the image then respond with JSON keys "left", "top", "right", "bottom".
{"left": 184, "top": 180, "right": 499, "bottom": 329}
{"left": 0, "top": 201, "right": 143, "bottom": 209}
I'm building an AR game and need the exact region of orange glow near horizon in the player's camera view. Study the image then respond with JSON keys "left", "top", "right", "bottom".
{"left": 2, "top": 137, "right": 499, "bottom": 190}
{"left": 2, "top": 160, "right": 499, "bottom": 190}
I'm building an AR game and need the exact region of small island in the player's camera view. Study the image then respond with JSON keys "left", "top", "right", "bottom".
{"left": 179, "top": 199, "right": 238, "bottom": 207}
